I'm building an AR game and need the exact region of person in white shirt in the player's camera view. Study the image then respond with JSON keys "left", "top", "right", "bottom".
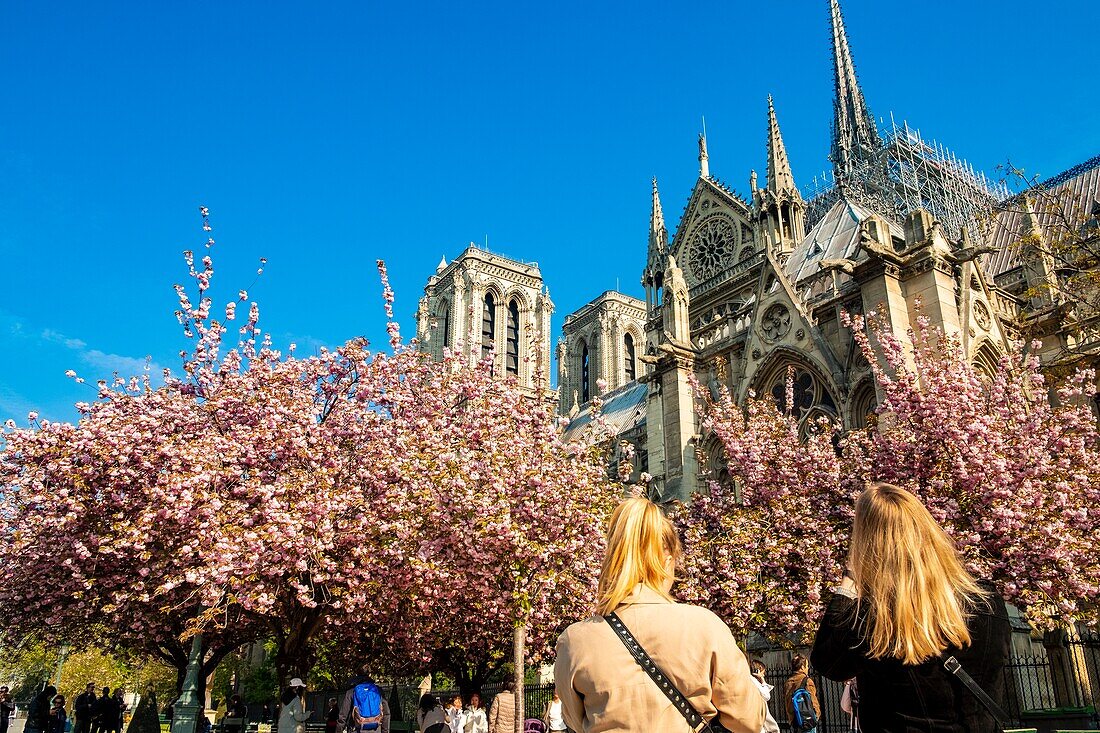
{"left": 748, "top": 660, "right": 780, "bottom": 733}
{"left": 462, "top": 695, "right": 487, "bottom": 733}
{"left": 542, "top": 692, "right": 568, "bottom": 732}
{"left": 443, "top": 696, "right": 465, "bottom": 733}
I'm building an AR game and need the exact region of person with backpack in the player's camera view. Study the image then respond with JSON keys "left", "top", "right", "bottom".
{"left": 554, "top": 497, "right": 764, "bottom": 733}
{"left": 811, "top": 483, "right": 1011, "bottom": 733}
{"left": 336, "top": 665, "right": 389, "bottom": 733}
{"left": 783, "top": 655, "right": 820, "bottom": 733}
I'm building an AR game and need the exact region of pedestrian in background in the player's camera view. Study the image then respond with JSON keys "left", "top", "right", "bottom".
{"left": 783, "top": 655, "right": 820, "bottom": 733}
{"left": 277, "top": 679, "right": 310, "bottom": 733}
{"left": 325, "top": 698, "right": 339, "bottom": 733}
{"left": 25, "top": 685, "right": 56, "bottom": 733}
{"left": 748, "top": 660, "right": 779, "bottom": 733}
{"left": 486, "top": 681, "right": 515, "bottom": 733}
{"left": 49, "top": 694, "right": 67, "bottom": 733}
{"left": 554, "top": 496, "right": 764, "bottom": 733}
{"left": 443, "top": 696, "right": 464, "bottom": 733}
{"left": 541, "top": 692, "right": 568, "bottom": 733}
{"left": 92, "top": 687, "right": 111, "bottom": 733}
{"left": 73, "top": 684, "right": 96, "bottom": 733}
{"left": 812, "top": 482, "right": 1011, "bottom": 733}
{"left": 0, "top": 686, "right": 16, "bottom": 733}
{"left": 462, "top": 694, "right": 487, "bottom": 733}
{"left": 416, "top": 695, "right": 446, "bottom": 733}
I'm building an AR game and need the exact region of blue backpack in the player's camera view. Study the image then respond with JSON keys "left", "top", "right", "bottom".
{"left": 351, "top": 683, "right": 383, "bottom": 731}
{"left": 791, "top": 676, "right": 818, "bottom": 732}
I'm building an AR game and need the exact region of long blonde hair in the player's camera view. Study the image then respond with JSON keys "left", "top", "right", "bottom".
{"left": 595, "top": 497, "right": 681, "bottom": 615}
{"left": 850, "top": 482, "right": 987, "bottom": 665}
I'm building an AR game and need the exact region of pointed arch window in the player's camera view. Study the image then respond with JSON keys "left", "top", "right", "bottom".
{"left": 438, "top": 301, "right": 451, "bottom": 348}
{"left": 769, "top": 366, "right": 839, "bottom": 439}
{"left": 506, "top": 299, "right": 520, "bottom": 376}
{"left": 580, "top": 340, "right": 591, "bottom": 404}
{"left": 624, "top": 332, "right": 636, "bottom": 382}
{"left": 482, "top": 293, "right": 495, "bottom": 360}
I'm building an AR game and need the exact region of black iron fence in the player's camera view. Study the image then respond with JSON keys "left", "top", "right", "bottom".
{"left": 227, "top": 638, "right": 1100, "bottom": 733}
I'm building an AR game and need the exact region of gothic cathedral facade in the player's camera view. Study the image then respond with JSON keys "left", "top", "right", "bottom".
{"left": 418, "top": 0, "right": 1100, "bottom": 503}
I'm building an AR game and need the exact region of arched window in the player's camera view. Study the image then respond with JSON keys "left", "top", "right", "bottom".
{"left": 481, "top": 293, "right": 495, "bottom": 360}
{"left": 580, "top": 340, "right": 591, "bottom": 403}
{"left": 624, "top": 332, "right": 636, "bottom": 382}
{"left": 438, "top": 301, "right": 451, "bottom": 348}
{"left": 850, "top": 381, "right": 878, "bottom": 430}
{"left": 506, "top": 299, "right": 520, "bottom": 376}
{"left": 769, "top": 365, "right": 838, "bottom": 438}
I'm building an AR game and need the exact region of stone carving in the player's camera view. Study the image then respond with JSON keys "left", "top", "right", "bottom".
{"left": 973, "top": 299, "right": 992, "bottom": 331}
{"left": 686, "top": 217, "right": 737, "bottom": 285}
{"left": 760, "top": 303, "right": 792, "bottom": 343}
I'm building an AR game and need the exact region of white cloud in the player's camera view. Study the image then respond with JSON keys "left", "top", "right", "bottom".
{"left": 80, "top": 349, "right": 160, "bottom": 378}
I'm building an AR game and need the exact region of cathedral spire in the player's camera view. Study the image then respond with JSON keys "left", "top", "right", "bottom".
{"left": 766, "top": 95, "right": 796, "bottom": 193}
{"left": 698, "top": 132, "right": 710, "bottom": 179}
{"left": 829, "top": 0, "right": 881, "bottom": 181}
{"left": 649, "top": 177, "right": 668, "bottom": 254}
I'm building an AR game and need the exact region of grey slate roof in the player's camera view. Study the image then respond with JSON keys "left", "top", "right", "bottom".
{"left": 784, "top": 197, "right": 900, "bottom": 284}
{"left": 983, "top": 155, "right": 1100, "bottom": 280}
{"left": 562, "top": 380, "right": 648, "bottom": 442}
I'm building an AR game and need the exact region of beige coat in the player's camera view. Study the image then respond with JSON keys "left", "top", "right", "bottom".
{"left": 487, "top": 691, "right": 515, "bottom": 733}
{"left": 554, "top": 585, "right": 765, "bottom": 733}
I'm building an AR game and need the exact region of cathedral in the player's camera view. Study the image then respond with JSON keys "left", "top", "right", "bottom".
{"left": 418, "top": 0, "right": 1100, "bottom": 502}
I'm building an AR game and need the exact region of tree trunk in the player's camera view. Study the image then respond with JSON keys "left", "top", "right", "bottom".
{"left": 513, "top": 623, "right": 525, "bottom": 733}
{"left": 273, "top": 617, "right": 322, "bottom": 693}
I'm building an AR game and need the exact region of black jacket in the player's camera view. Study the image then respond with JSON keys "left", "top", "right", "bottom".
{"left": 811, "top": 591, "right": 1011, "bottom": 733}
{"left": 75, "top": 693, "right": 97, "bottom": 721}
{"left": 27, "top": 692, "right": 53, "bottom": 731}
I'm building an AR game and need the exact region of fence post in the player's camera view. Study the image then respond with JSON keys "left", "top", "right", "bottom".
{"left": 1042, "top": 627, "right": 1084, "bottom": 707}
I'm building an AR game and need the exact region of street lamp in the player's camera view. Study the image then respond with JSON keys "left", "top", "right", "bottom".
{"left": 170, "top": 635, "right": 204, "bottom": 733}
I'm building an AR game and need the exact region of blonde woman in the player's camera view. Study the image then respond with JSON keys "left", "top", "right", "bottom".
{"left": 811, "top": 483, "right": 1011, "bottom": 733}
{"left": 555, "top": 496, "right": 764, "bottom": 733}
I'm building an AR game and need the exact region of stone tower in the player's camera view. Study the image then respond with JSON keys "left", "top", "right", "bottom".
{"left": 557, "top": 291, "right": 647, "bottom": 414}
{"left": 417, "top": 246, "right": 553, "bottom": 390}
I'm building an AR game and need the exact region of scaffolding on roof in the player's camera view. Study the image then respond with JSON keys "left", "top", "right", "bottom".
{"left": 804, "top": 115, "right": 1010, "bottom": 239}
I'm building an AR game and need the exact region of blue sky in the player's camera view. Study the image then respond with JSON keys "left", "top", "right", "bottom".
{"left": 2, "top": 0, "right": 1097, "bottom": 423}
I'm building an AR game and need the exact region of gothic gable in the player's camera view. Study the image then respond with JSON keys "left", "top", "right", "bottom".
{"left": 670, "top": 179, "right": 756, "bottom": 295}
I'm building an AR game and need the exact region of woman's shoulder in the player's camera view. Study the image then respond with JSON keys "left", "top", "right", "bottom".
{"left": 559, "top": 602, "right": 732, "bottom": 644}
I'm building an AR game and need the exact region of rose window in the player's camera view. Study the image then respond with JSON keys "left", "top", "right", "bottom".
{"left": 687, "top": 218, "right": 737, "bottom": 283}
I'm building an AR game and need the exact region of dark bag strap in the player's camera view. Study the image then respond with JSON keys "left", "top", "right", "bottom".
{"left": 943, "top": 655, "right": 1008, "bottom": 726}
{"left": 604, "top": 612, "right": 728, "bottom": 733}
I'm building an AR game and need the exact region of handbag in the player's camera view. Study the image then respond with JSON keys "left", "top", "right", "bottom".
{"left": 604, "top": 612, "right": 731, "bottom": 733}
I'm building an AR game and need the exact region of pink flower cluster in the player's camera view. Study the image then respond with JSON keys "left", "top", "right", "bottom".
{"left": 0, "top": 213, "right": 622, "bottom": 686}
{"left": 676, "top": 311, "right": 1100, "bottom": 644}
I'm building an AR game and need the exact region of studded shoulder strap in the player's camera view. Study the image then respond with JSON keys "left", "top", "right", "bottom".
{"left": 604, "top": 612, "right": 727, "bottom": 733}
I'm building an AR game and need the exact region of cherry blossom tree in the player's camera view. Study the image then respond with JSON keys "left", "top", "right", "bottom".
{"left": 1, "top": 209, "right": 622, "bottom": 713}
{"left": 350, "top": 347, "right": 620, "bottom": 697}
{"left": 842, "top": 312, "right": 1100, "bottom": 628}
{"left": 671, "top": 375, "right": 862, "bottom": 644}
{"left": 678, "top": 312, "right": 1100, "bottom": 644}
